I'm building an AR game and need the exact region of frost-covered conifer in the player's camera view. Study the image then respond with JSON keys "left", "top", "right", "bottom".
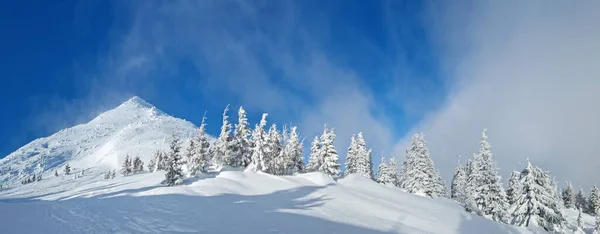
{"left": 54, "top": 170, "right": 58, "bottom": 177}
{"left": 121, "top": 155, "right": 132, "bottom": 175}
{"left": 595, "top": 211, "right": 600, "bottom": 234}
{"left": 287, "top": 126, "right": 304, "bottom": 174}
{"left": 214, "top": 105, "right": 233, "bottom": 167}
{"left": 344, "top": 134, "right": 358, "bottom": 176}
{"left": 192, "top": 115, "right": 212, "bottom": 173}
{"left": 306, "top": 136, "right": 321, "bottom": 172}
{"left": 510, "top": 161, "right": 564, "bottom": 231}
{"left": 400, "top": 133, "right": 445, "bottom": 198}
{"left": 451, "top": 158, "right": 467, "bottom": 203}
{"left": 249, "top": 114, "right": 269, "bottom": 172}
{"left": 387, "top": 156, "right": 399, "bottom": 186}
{"left": 589, "top": 185, "right": 600, "bottom": 215}
{"left": 506, "top": 171, "right": 521, "bottom": 206}
{"left": 266, "top": 124, "right": 283, "bottom": 175}
{"left": 464, "top": 129, "right": 509, "bottom": 223}
{"left": 345, "top": 133, "right": 374, "bottom": 180}
{"left": 576, "top": 208, "right": 583, "bottom": 229}
{"left": 133, "top": 156, "right": 144, "bottom": 173}
{"left": 576, "top": 188, "right": 588, "bottom": 211}
{"left": 318, "top": 127, "right": 340, "bottom": 177}
{"left": 232, "top": 107, "right": 252, "bottom": 168}
{"left": 163, "top": 133, "right": 184, "bottom": 186}
{"left": 561, "top": 182, "right": 576, "bottom": 209}
{"left": 185, "top": 139, "right": 196, "bottom": 172}
{"left": 376, "top": 156, "right": 394, "bottom": 185}
{"left": 64, "top": 164, "right": 71, "bottom": 175}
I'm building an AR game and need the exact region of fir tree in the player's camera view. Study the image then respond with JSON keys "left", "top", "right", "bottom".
{"left": 64, "top": 164, "right": 71, "bottom": 175}
{"left": 194, "top": 115, "right": 212, "bottom": 173}
{"left": 510, "top": 161, "right": 564, "bottom": 231}
{"left": 344, "top": 133, "right": 373, "bottom": 179}
{"left": 589, "top": 185, "right": 600, "bottom": 215}
{"left": 306, "top": 136, "right": 321, "bottom": 172}
{"left": 163, "top": 133, "right": 184, "bottom": 186}
{"left": 344, "top": 134, "right": 358, "bottom": 176}
{"left": 387, "top": 156, "right": 399, "bottom": 186}
{"left": 506, "top": 171, "right": 521, "bottom": 206}
{"left": 185, "top": 139, "right": 196, "bottom": 173}
{"left": 376, "top": 156, "right": 394, "bottom": 185}
{"left": 121, "top": 154, "right": 132, "bottom": 175}
{"left": 451, "top": 158, "right": 467, "bottom": 203}
{"left": 576, "top": 188, "right": 588, "bottom": 211}
{"left": 287, "top": 126, "right": 304, "bottom": 174}
{"left": 400, "top": 133, "right": 445, "bottom": 198}
{"left": 249, "top": 113, "right": 269, "bottom": 172}
{"left": 465, "top": 129, "right": 509, "bottom": 223}
{"left": 266, "top": 124, "right": 283, "bottom": 175}
{"left": 232, "top": 107, "right": 253, "bottom": 168}
{"left": 54, "top": 170, "right": 58, "bottom": 177}
{"left": 133, "top": 156, "right": 144, "bottom": 173}
{"left": 576, "top": 208, "right": 583, "bottom": 230}
{"left": 317, "top": 127, "right": 340, "bottom": 177}
{"left": 214, "top": 105, "right": 233, "bottom": 167}
{"left": 561, "top": 182, "right": 576, "bottom": 209}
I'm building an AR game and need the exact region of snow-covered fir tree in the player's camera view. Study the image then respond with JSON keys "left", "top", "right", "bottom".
{"left": 576, "top": 188, "right": 588, "bottom": 211}
{"left": 464, "top": 129, "right": 509, "bottom": 223}
{"left": 213, "top": 105, "right": 233, "bottom": 167}
{"left": 451, "top": 158, "right": 467, "bottom": 203}
{"left": 400, "top": 133, "right": 445, "bottom": 198}
{"left": 589, "top": 185, "right": 600, "bottom": 215}
{"left": 231, "top": 106, "right": 253, "bottom": 168}
{"left": 576, "top": 208, "right": 583, "bottom": 230}
{"left": 506, "top": 171, "right": 521, "bottom": 206}
{"left": 306, "top": 136, "right": 321, "bottom": 172}
{"left": 510, "top": 161, "right": 564, "bottom": 231}
{"left": 265, "top": 124, "right": 283, "bottom": 175}
{"left": 317, "top": 126, "right": 340, "bottom": 177}
{"left": 286, "top": 126, "right": 304, "bottom": 174}
{"left": 163, "top": 133, "right": 184, "bottom": 186}
{"left": 249, "top": 113, "right": 269, "bottom": 172}
{"left": 344, "top": 133, "right": 374, "bottom": 179}
{"left": 376, "top": 156, "right": 395, "bottom": 185}
{"left": 133, "top": 156, "right": 144, "bottom": 173}
{"left": 64, "top": 164, "right": 71, "bottom": 175}
{"left": 344, "top": 134, "right": 358, "bottom": 176}
{"left": 184, "top": 139, "right": 196, "bottom": 173}
{"left": 561, "top": 182, "right": 576, "bottom": 209}
{"left": 121, "top": 155, "right": 132, "bottom": 175}
{"left": 190, "top": 115, "right": 212, "bottom": 174}
{"left": 387, "top": 156, "right": 399, "bottom": 186}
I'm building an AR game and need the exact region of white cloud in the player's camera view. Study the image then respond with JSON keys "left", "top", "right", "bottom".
{"left": 397, "top": 1, "right": 600, "bottom": 188}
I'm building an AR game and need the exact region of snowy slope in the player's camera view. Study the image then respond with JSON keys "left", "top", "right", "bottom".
{"left": 0, "top": 168, "right": 531, "bottom": 234}
{"left": 0, "top": 96, "right": 199, "bottom": 186}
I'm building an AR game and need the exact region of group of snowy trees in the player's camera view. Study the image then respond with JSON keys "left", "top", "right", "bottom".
{"left": 120, "top": 155, "right": 144, "bottom": 176}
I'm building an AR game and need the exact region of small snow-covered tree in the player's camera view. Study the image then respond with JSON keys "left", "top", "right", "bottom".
{"left": 121, "top": 155, "right": 132, "bottom": 175}
{"left": 400, "top": 133, "right": 445, "bottom": 198}
{"left": 376, "top": 156, "right": 395, "bottom": 185}
{"left": 248, "top": 113, "right": 269, "bottom": 172}
{"left": 589, "top": 185, "right": 600, "bottom": 215}
{"left": 387, "top": 156, "right": 399, "bottom": 186}
{"left": 510, "top": 161, "right": 564, "bottom": 231}
{"left": 306, "top": 136, "right": 321, "bottom": 172}
{"left": 287, "top": 126, "right": 304, "bottom": 174}
{"left": 213, "top": 105, "right": 233, "bottom": 167}
{"left": 318, "top": 127, "right": 340, "bottom": 177}
{"left": 265, "top": 124, "right": 283, "bottom": 175}
{"left": 506, "top": 171, "right": 521, "bottom": 206}
{"left": 451, "top": 158, "right": 467, "bottom": 203}
{"left": 344, "top": 133, "right": 374, "bottom": 180}
{"left": 465, "top": 129, "right": 509, "bottom": 223}
{"left": 163, "top": 133, "right": 184, "bottom": 186}
{"left": 232, "top": 106, "right": 253, "bottom": 168}
{"left": 576, "top": 188, "right": 588, "bottom": 211}
{"left": 64, "top": 164, "right": 71, "bottom": 175}
{"left": 193, "top": 115, "right": 212, "bottom": 173}
{"left": 561, "top": 182, "right": 576, "bottom": 209}
{"left": 344, "top": 134, "right": 358, "bottom": 176}
{"left": 185, "top": 139, "right": 196, "bottom": 172}
{"left": 577, "top": 208, "right": 583, "bottom": 230}
{"left": 133, "top": 156, "right": 144, "bottom": 173}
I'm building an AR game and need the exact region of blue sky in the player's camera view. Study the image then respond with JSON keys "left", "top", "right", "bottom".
{"left": 3, "top": 1, "right": 600, "bottom": 188}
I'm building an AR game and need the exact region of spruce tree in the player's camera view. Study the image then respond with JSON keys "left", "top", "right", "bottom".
{"left": 306, "top": 136, "right": 321, "bottom": 172}
{"left": 266, "top": 124, "right": 283, "bottom": 175}
{"left": 163, "top": 133, "right": 184, "bottom": 186}
{"left": 387, "top": 156, "right": 399, "bottom": 186}
{"left": 287, "top": 126, "right": 304, "bottom": 174}
{"left": 214, "top": 105, "right": 233, "bottom": 167}
{"left": 576, "top": 188, "right": 588, "bottom": 212}
{"left": 465, "top": 129, "right": 509, "bottom": 223}
{"left": 344, "top": 132, "right": 374, "bottom": 180}
{"left": 194, "top": 115, "right": 212, "bottom": 173}
{"left": 506, "top": 171, "right": 521, "bottom": 206}
{"left": 231, "top": 107, "right": 253, "bottom": 168}
{"left": 185, "top": 139, "right": 196, "bottom": 173}
{"left": 64, "top": 164, "right": 71, "bottom": 175}
{"left": 510, "top": 161, "right": 564, "bottom": 231}
{"left": 121, "top": 155, "right": 132, "bottom": 175}
{"left": 133, "top": 156, "right": 144, "bottom": 173}
{"left": 344, "top": 134, "right": 358, "bottom": 176}
{"left": 590, "top": 185, "right": 600, "bottom": 215}
{"left": 317, "top": 127, "right": 340, "bottom": 177}
{"left": 249, "top": 113, "right": 269, "bottom": 172}
{"left": 451, "top": 158, "right": 467, "bottom": 203}
{"left": 561, "top": 182, "right": 576, "bottom": 209}
{"left": 400, "top": 133, "right": 445, "bottom": 197}
{"left": 576, "top": 208, "right": 583, "bottom": 230}
{"left": 376, "top": 156, "right": 394, "bottom": 185}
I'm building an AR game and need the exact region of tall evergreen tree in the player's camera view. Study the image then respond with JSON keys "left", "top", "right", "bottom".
{"left": 344, "top": 134, "right": 358, "bottom": 176}
{"left": 344, "top": 133, "right": 374, "bottom": 179}
{"left": 163, "top": 133, "right": 184, "bottom": 186}
{"left": 265, "top": 124, "right": 283, "bottom": 175}
{"left": 510, "top": 161, "right": 564, "bottom": 231}
{"left": 282, "top": 126, "right": 304, "bottom": 175}
{"left": 506, "top": 171, "right": 521, "bottom": 206}
{"left": 387, "top": 156, "right": 399, "bottom": 186}
{"left": 249, "top": 113, "right": 269, "bottom": 172}
{"left": 589, "top": 185, "right": 600, "bottom": 215}
{"left": 121, "top": 155, "right": 132, "bottom": 175}
{"left": 194, "top": 115, "right": 212, "bottom": 173}
{"left": 317, "top": 127, "right": 340, "bottom": 177}
{"left": 133, "top": 156, "right": 144, "bottom": 173}
{"left": 306, "top": 136, "right": 321, "bottom": 172}
{"left": 400, "top": 133, "right": 445, "bottom": 197}
{"left": 465, "top": 129, "right": 509, "bottom": 223}
{"left": 376, "top": 156, "right": 394, "bottom": 185}
{"left": 561, "top": 182, "right": 576, "bottom": 209}
{"left": 232, "top": 106, "right": 253, "bottom": 168}
{"left": 184, "top": 139, "right": 197, "bottom": 173}
{"left": 576, "top": 188, "right": 588, "bottom": 212}
{"left": 451, "top": 158, "right": 467, "bottom": 203}
{"left": 214, "top": 105, "right": 233, "bottom": 167}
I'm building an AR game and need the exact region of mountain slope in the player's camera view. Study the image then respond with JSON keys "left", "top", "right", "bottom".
{"left": 0, "top": 96, "right": 199, "bottom": 186}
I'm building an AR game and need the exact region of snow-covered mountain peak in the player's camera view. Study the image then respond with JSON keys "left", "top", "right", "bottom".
{"left": 0, "top": 96, "right": 199, "bottom": 186}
